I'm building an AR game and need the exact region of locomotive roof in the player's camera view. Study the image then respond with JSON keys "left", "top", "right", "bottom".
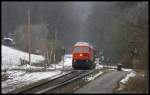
{"left": 74, "top": 42, "right": 93, "bottom": 48}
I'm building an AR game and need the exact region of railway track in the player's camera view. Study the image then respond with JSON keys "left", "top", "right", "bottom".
{"left": 10, "top": 70, "right": 94, "bottom": 94}
{"left": 42, "top": 70, "right": 99, "bottom": 93}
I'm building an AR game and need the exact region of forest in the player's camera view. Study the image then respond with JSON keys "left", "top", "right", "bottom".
{"left": 2, "top": 1, "right": 148, "bottom": 93}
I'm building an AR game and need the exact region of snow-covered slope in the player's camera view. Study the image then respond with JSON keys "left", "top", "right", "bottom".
{"left": 2, "top": 53, "right": 73, "bottom": 93}
{"left": 2, "top": 45, "right": 45, "bottom": 70}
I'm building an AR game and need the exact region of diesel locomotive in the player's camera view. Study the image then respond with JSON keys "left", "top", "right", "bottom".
{"left": 72, "top": 42, "right": 96, "bottom": 69}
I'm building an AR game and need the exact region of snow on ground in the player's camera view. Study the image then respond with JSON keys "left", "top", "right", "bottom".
{"left": 122, "top": 68, "right": 133, "bottom": 72}
{"left": 2, "top": 45, "right": 45, "bottom": 70}
{"left": 3, "top": 37, "right": 14, "bottom": 42}
{"left": 117, "top": 68, "right": 136, "bottom": 90}
{"left": 86, "top": 71, "right": 103, "bottom": 81}
{"left": 95, "top": 58, "right": 103, "bottom": 69}
{"left": 108, "top": 68, "right": 116, "bottom": 71}
{"left": 2, "top": 70, "right": 62, "bottom": 93}
{"left": 96, "top": 64, "right": 103, "bottom": 69}
{"left": 119, "top": 67, "right": 136, "bottom": 84}
{"left": 2, "top": 45, "right": 103, "bottom": 93}
{"left": 103, "top": 65, "right": 117, "bottom": 69}
{"left": 120, "top": 71, "right": 136, "bottom": 84}
{"left": 2, "top": 52, "right": 73, "bottom": 93}
{"left": 11, "top": 64, "right": 44, "bottom": 70}
{"left": 47, "top": 54, "right": 72, "bottom": 70}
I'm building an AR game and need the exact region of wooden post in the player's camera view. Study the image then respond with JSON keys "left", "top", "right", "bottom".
{"left": 45, "top": 40, "right": 50, "bottom": 70}
{"left": 54, "top": 23, "right": 57, "bottom": 70}
{"left": 27, "top": 9, "right": 31, "bottom": 68}
{"left": 63, "top": 55, "right": 64, "bottom": 71}
{"left": 44, "top": 52, "right": 47, "bottom": 71}
{"left": 54, "top": 51, "right": 56, "bottom": 70}
{"left": 62, "top": 46, "right": 65, "bottom": 71}
{"left": 50, "top": 47, "right": 53, "bottom": 66}
{"left": 47, "top": 51, "right": 49, "bottom": 68}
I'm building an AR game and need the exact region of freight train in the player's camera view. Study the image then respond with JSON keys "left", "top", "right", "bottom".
{"left": 72, "top": 42, "right": 96, "bottom": 69}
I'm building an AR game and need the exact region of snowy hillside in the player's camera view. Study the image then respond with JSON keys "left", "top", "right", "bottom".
{"left": 2, "top": 53, "right": 73, "bottom": 93}
{"left": 2, "top": 45, "right": 45, "bottom": 70}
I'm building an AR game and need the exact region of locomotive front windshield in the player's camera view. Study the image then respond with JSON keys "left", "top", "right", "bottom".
{"left": 82, "top": 47, "right": 89, "bottom": 53}
{"left": 73, "top": 47, "right": 89, "bottom": 53}
{"left": 73, "top": 47, "right": 80, "bottom": 53}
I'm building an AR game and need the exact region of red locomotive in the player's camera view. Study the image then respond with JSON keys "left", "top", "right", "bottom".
{"left": 72, "top": 42, "right": 96, "bottom": 69}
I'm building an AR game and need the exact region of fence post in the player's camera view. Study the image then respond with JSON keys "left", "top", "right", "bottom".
{"left": 54, "top": 52, "right": 56, "bottom": 70}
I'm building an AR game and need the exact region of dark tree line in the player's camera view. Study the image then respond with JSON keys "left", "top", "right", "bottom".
{"left": 2, "top": 2, "right": 80, "bottom": 53}
{"left": 85, "top": 2, "right": 148, "bottom": 69}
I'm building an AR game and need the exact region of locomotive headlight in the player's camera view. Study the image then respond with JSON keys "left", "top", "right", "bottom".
{"left": 80, "top": 54, "right": 82, "bottom": 56}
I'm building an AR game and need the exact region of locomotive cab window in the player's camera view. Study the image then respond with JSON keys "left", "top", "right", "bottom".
{"left": 73, "top": 47, "right": 80, "bottom": 52}
{"left": 82, "top": 47, "right": 89, "bottom": 53}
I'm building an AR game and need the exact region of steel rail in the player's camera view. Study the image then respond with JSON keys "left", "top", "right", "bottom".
{"left": 19, "top": 70, "right": 88, "bottom": 93}
{"left": 36, "top": 70, "right": 99, "bottom": 93}
{"left": 9, "top": 70, "right": 74, "bottom": 93}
